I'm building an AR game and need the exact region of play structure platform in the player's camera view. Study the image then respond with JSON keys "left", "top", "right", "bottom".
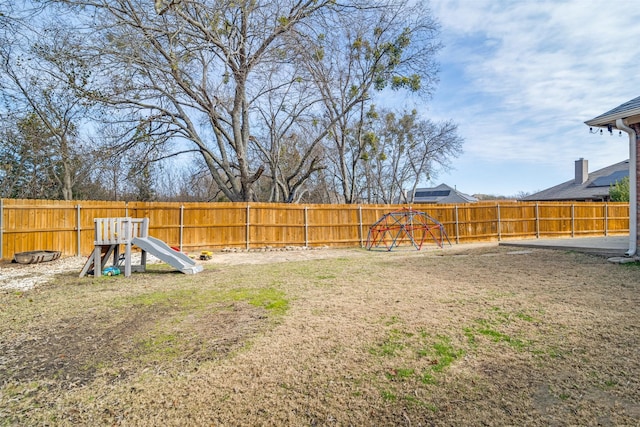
{"left": 79, "top": 217, "right": 203, "bottom": 277}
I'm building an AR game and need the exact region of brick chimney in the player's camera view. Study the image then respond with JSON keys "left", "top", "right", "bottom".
{"left": 575, "top": 158, "right": 588, "bottom": 184}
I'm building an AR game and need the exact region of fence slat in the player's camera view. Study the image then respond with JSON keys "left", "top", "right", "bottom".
{"left": 0, "top": 199, "right": 3, "bottom": 260}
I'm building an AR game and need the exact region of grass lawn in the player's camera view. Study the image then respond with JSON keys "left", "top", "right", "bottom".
{"left": 1, "top": 244, "right": 639, "bottom": 426}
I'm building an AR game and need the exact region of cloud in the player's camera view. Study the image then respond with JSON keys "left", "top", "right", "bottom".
{"left": 425, "top": 0, "right": 640, "bottom": 194}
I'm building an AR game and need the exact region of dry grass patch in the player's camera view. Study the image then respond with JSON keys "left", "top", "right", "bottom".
{"left": 1, "top": 245, "right": 639, "bottom": 425}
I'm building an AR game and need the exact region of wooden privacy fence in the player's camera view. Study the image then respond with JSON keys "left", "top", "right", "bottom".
{"left": 0, "top": 199, "right": 629, "bottom": 261}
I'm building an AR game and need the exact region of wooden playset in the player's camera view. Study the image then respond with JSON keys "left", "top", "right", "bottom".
{"left": 79, "top": 217, "right": 202, "bottom": 278}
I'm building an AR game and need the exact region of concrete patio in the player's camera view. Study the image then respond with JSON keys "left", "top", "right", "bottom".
{"left": 499, "top": 235, "right": 630, "bottom": 258}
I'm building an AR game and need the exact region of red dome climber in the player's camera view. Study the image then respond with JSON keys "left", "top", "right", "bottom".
{"left": 366, "top": 208, "right": 451, "bottom": 251}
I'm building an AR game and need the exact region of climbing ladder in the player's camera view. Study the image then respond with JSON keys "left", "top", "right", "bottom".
{"left": 79, "top": 217, "right": 149, "bottom": 278}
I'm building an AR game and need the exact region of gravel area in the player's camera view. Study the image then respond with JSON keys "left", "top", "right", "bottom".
{"left": 0, "top": 253, "right": 164, "bottom": 292}
{"left": 0, "top": 246, "right": 362, "bottom": 292}
{"left": 0, "top": 257, "right": 87, "bottom": 292}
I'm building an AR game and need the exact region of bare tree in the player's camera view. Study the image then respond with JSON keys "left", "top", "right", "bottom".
{"left": 0, "top": 9, "right": 96, "bottom": 200}
{"left": 362, "top": 108, "right": 463, "bottom": 204}
{"left": 247, "top": 58, "right": 327, "bottom": 202}
{"left": 404, "top": 118, "right": 463, "bottom": 203}
{"left": 45, "top": 0, "right": 339, "bottom": 202}
{"left": 295, "top": 0, "right": 442, "bottom": 203}
{"left": 41, "top": 0, "right": 445, "bottom": 203}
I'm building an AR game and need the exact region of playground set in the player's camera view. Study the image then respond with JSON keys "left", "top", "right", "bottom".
{"left": 366, "top": 208, "right": 451, "bottom": 251}
{"left": 79, "top": 217, "right": 203, "bottom": 277}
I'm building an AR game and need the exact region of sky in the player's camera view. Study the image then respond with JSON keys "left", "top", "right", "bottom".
{"left": 413, "top": 0, "right": 640, "bottom": 197}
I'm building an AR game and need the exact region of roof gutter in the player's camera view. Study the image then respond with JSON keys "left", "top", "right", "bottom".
{"left": 585, "top": 108, "right": 640, "bottom": 127}
{"left": 615, "top": 118, "right": 637, "bottom": 256}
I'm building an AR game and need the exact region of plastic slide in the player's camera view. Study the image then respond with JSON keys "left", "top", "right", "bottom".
{"left": 132, "top": 236, "right": 203, "bottom": 274}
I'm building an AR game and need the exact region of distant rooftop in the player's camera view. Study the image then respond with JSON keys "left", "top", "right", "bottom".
{"left": 523, "top": 159, "right": 628, "bottom": 202}
{"left": 413, "top": 183, "right": 477, "bottom": 204}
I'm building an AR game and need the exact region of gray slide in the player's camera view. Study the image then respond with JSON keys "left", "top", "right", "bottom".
{"left": 132, "top": 236, "right": 203, "bottom": 274}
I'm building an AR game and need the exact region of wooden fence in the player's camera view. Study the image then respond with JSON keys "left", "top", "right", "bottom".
{"left": 0, "top": 199, "right": 629, "bottom": 261}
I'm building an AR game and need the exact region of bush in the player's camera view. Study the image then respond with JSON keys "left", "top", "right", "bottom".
{"left": 609, "top": 176, "right": 630, "bottom": 202}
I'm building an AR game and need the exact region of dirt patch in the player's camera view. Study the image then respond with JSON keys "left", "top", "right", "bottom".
{"left": 1, "top": 308, "right": 157, "bottom": 388}
{"left": 1, "top": 244, "right": 639, "bottom": 425}
{"left": 0, "top": 300, "right": 269, "bottom": 391}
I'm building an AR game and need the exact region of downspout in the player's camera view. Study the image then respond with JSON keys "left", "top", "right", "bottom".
{"left": 615, "top": 118, "right": 637, "bottom": 256}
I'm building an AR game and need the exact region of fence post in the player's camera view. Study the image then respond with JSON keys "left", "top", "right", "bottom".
{"left": 497, "top": 203, "right": 501, "bottom": 241}
{"left": 454, "top": 205, "right": 460, "bottom": 244}
{"left": 358, "top": 205, "right": 364, "bottom": 248}
{"left": 179, "top": 205, "right": 184, "bottom": 251}
{"left": 76, "top": 204, "right": 81, "bottom": 256}
{"left": 304, "top": 206, "right": 309, "bottom": 248}
{"left": 535, "top": 203, "right": 540, "bottom": 238}
{"left": 0, "top": 199, "right": 3, "bottom": 260}
{"left": 571, "top": 204, "right": 575, "bottom": 238}
{"left": 604, "top": 203, "right": 608, "bottom": 236}
{"left": 246, "top": 204, "right": 250, "bottom": 250}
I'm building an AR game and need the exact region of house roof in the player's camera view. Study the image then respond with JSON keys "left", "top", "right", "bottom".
{"left": 585, "top": 95, "right": 640, "bottom": 127}
{"left": 414, "top": 183, "right": 478, "bottom": 204}
{"left": 523, "top": 160, "right": 629, "bottom": 201}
